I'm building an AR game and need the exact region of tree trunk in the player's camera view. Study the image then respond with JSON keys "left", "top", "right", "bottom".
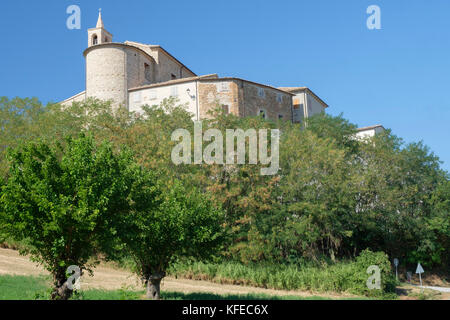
{"left": 145, "top": 272, "right": 166, "bottom": 300}
{"left": 51, "top": 273, "right": 73, "bottom": 300}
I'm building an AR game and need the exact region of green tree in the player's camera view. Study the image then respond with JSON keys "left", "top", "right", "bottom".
{"left": 116, "top": 174, "right": 224, "bottom": 300}
{"left": 0, "top": 134, "right": 134, "bottom": 299}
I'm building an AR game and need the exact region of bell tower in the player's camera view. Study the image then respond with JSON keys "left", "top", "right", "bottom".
{"left": 87, "top": 9, "right": 113, "bottom": 47}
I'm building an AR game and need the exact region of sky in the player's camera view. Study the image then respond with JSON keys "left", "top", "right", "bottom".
{"left": 0, "top": 0, "right": 449, "bottom": 171}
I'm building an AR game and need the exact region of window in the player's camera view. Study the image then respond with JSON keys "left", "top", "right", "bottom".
{"left": 277, "top": 93, "right": 283, "bottom": 103}
{"left": 92, "top": 34, "right": 98, "bottom": 45}
{"left": 278, "top": 114, "right": 283, "bottom": 120}
{"left": 293, "top": 99, "right": 304, "bottom": 111}
{"left": 171, "top": 74, "right": 177, "bottom": 80}
{"left": 258, "top": 109, "right": 266, "bottom": 119}
{"left": 148, "top": 90, "right": 157, "bottom": 100}
{"left": 133, "top": 91, "right": 142, "bottom": 103}
{"left": 144, "top": 63, "right": 151, "bottom": 82}
{"left": 170, "top": 86, "right": 178, "bottom": 97}
{"left": 222, "top": 105, "right": 229, "bottom": 114}
{"left": 258, "top": 87, "right": 265, "bottom": 98}
{"left": 218, "top": 82, "right": 230, "bottom": 92}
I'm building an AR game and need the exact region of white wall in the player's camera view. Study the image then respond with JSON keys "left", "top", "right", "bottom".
{"left": 129, "top": 81, "right": 198, "bottom": 119}
{"left": 355, "top": 127, "right": 385, "bottom": 139}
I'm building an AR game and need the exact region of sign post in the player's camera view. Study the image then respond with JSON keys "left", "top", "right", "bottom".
{"left": 416, "top": 263, "right": 424, "bottom": 292}
{"left": 393, "top": 258, "right": 399, "bottom": 281}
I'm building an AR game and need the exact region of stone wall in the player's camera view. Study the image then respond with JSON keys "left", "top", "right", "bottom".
{"left": 85, "top": 43, "right": 156, "bottom": 109}
{"left": 124, "top": 41, "right": 196, "bottom": 83}
{"left": 197, "top": 79, "right": 293, "bottom": 121}
{"left": 197, "top": 80, "right": 240, "bottom": 119}
{"left": 241, "top": 82, "right": 292, "bottom": 121}
{"left": 85, "top": 45, "right": 128, "bottom": 108}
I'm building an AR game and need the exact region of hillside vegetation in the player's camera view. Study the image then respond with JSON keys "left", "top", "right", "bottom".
{"left": 0, "top": 96, "right": 448, "bottom": 298}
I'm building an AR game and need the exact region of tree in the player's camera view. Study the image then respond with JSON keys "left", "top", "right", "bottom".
{"left": 274, "top": 123, "right": 359, "bottom": 261}
{"left": 116, "top": 173, "right": 224, "bottom": 300}
{"left": 0, "top": 134, "right": 134, "bottom": 299}
{"left": 0, "top": 97, "right": 46, "bottom": 179}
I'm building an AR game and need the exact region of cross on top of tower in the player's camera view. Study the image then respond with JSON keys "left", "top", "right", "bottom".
{"left": 96, "top": 8, "right": 104, "bottom": 28}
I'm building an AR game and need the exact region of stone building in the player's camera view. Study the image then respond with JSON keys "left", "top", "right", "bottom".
{"left": 61, "top": 12, "right": 331, "bottom": 125}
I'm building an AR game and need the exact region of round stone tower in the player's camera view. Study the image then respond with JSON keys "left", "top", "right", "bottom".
{"left": 84, "top": 10, "right": 156, "bottom": 109}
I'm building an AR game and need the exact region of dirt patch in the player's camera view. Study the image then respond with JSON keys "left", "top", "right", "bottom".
{"left": 0, "top": 248, "right": 358, "bottom": 299}
{"left": 396, "top": 284, "right": 449, "bottom": 300}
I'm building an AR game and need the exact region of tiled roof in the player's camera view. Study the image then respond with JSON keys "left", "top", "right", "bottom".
{"left": 357, "top": 125, "right": 385, "bottom": 132}
{"left": 128, "top": 74, "right": 218, "bottom": 91}
{"left": 277, "top": 87, "right": 328, "bottom": 108}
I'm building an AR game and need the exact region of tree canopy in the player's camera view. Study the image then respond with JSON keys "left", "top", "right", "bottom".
{"left": 1, "top": 96, "right": 448, "bottom": 277}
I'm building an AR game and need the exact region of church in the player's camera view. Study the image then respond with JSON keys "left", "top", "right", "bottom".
{"left": 61, "top": 11, "right": 383, "bottom": 136}
{"left": 61, "top": 11, "right": 332, "bottom": 125}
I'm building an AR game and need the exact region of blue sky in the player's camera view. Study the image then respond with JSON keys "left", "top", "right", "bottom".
{"left": 0, "top": 0, "right": 449, "bottom": 171}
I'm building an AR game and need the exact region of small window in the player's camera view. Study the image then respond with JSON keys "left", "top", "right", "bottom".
{"left": 278, "top": 114, "right": 283, "bottom": 120}
{"left": 92, "top": 34, "right": 98, "bottom": 45}
{"left": 218, "top": 82, "right": 230, "bottom": 92}
{"left": 148, "top": 90, "right": 157, "bottom": 100}
{"left": 171, "top": 74, "right": 177, "bottom": 80}
{"left": 170, "top": 86, "right": 178, "bottom": 97}
{"left": 133, "top": 92, "right": 142, "bottom": 103}
{"left": 222, "top": 105, "right": 229, "bottom": 114}
{"left": 258, "top": 109, "right": 266, "bottom": 119}
{"left": 258, "top": 88, "right": 265, "bottom": 98}
{"left": 277, "top": 93, "right": 283, "bottom": 103}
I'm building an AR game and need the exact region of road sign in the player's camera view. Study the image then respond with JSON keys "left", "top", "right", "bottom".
{"left": 416, "top": 263, "right": 424, "bottom": 274}
{"left": 416, "top": 263, "right": 424, "bottom": 291}
{"left": 393, "top": 258, "right": 399, "bottom": 280}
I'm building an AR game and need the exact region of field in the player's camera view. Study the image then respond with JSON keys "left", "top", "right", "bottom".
{"left": 0, "top": 248, "right": 447, "bottom": 300}
{"left": 1, "top": 274, "right": 355, "bottom": 300}
{"left": 0, "top": 248, "right": 367, "bottom": 300}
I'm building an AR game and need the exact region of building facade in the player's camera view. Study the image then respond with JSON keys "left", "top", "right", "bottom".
{"left": 61, "top": 12, "right": 332, "bottom": 124}
{"left": 355, "top": 125, "right": 386, "bottom": 139}
{"left": 60, "top": 12, "right": 384, "bottom": 135}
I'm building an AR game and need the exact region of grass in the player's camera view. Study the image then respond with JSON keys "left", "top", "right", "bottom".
{"left": 0, "top": 275, "right": 50, "bottom": 300}
{"left": 167, "top": 259, "right": 397, "bottom": 299}
{"left": 0, "top": 275, "right": 365, "bottom": 300}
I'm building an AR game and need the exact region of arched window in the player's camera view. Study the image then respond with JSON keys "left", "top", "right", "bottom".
{"left": 144, "top": 63, "right": 151, "bottom": 82}
{"left": 92, "top": 34, "right": 98, "bottom": 45}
